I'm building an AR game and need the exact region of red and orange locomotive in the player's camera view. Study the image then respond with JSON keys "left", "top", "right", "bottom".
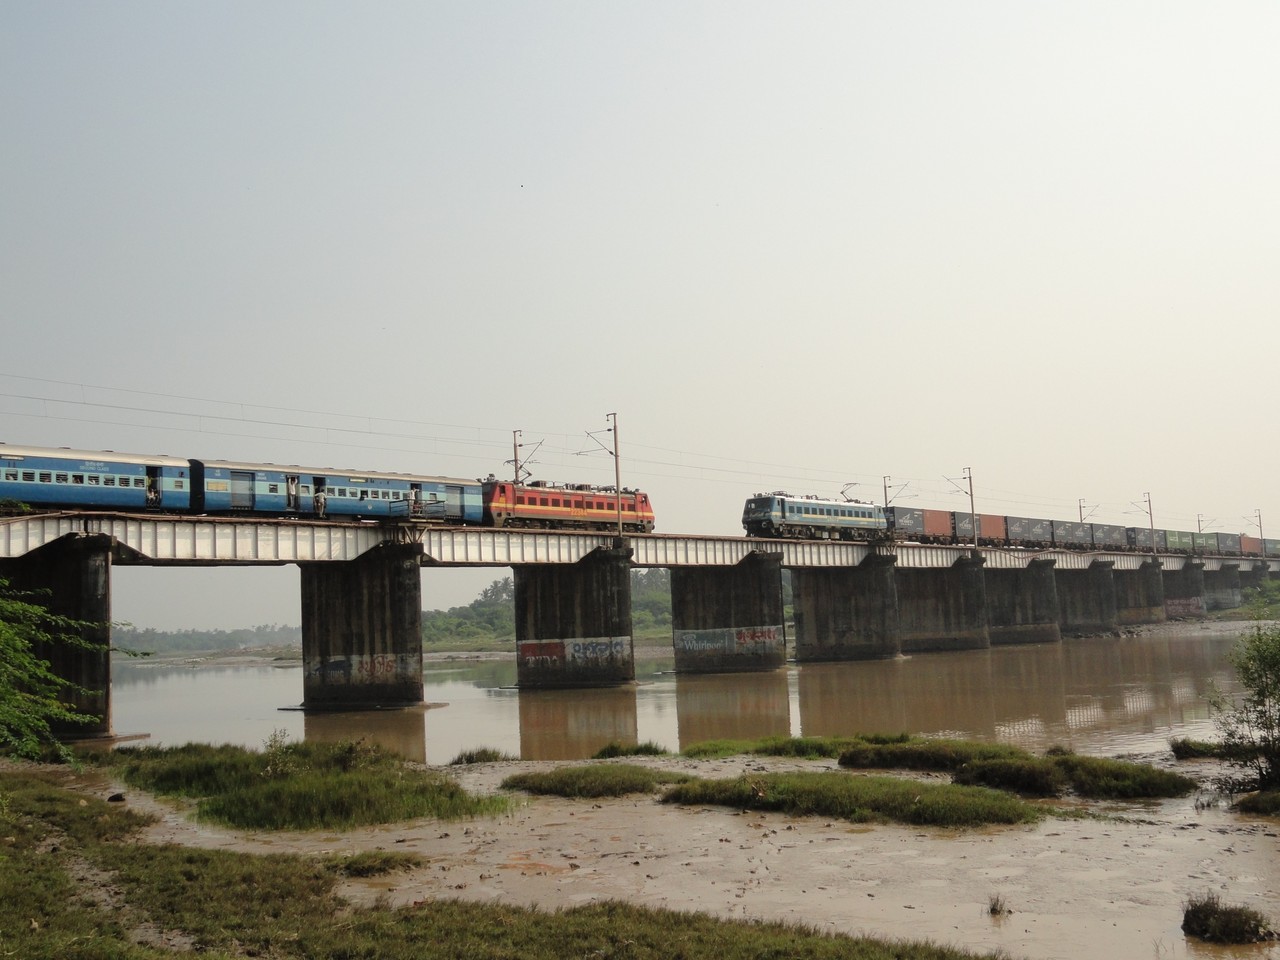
{"left": 482, "top": 478, "right": 655, "bottom": 533}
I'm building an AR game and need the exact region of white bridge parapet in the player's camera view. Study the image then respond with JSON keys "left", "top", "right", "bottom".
{"left": 1, "top": 513, "right": 1277, "bottom": 572}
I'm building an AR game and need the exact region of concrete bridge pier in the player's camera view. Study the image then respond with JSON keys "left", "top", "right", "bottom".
{"left": 513, "top": 545, "right": 635, "bottom": 688}
{"left": 1239, "top": 562, "right": 1267, "bottom": 591}
{"left": 1115, "top": 560, "right": 1167, "bottom": 626}
{"left": 670, "top": 552, "right": 785, "bottom": 673}
{"left": 1056, "top": 561, "right": 1117, "bottom": 635}
{"left": 1162, "top": 562, "right": 1206, "bottom": 619}
{"left": 791, "top": 553, "right": 899, "bottom": 662}
{"left": 300, "top": 542, "right": 425, "bottom": 709}
{"left": 1204, "top": 564, "right": 1243, "bottom": 611}
{"left": 985, "top": 559, "right": 1061, "bottom": 645}
{"left": 0, "top": 534, "right": 113, "bottom": 737}
{"left": 895, "top": 554, "right": 989, "bottom": 654}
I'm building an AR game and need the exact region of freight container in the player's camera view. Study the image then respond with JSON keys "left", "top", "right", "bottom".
{"left": 1027, "top": 518, "right": 1054, "bottom": 544}
{"left": 952, "top": 512, "right": 1007, "bottom": 543}
{"left": 1127, "top": 527, "right": 1169, "bottom": 551}
{"left": 1265, "top": 538, "right": 1280, "bottom": 558}
{"left": 1092, "top": 524, "right": 1127, "bottom": 549}
{"left": 922, "top": 509, "right": 953, "bottom": 541}
{"left": 886, "top": 507, "right": 926, "bottom": 538}
{"left": 1191, "top": 531, "right": 1217, "bottom": 554}
{"left": 1216, "top": 533, "right": 1242, "bottom": 556}
{"left": 1006, "top": 516, "right": 1032, "bottom": 542}
{"left": 1241, "top": 535, "right": 1263, "bottom": 557}
{"left": 1165, "top": 530, "right": 1195, "bottom": 553}
{"left": 1054, "top": 520, "right": 1093, "bottom": 548}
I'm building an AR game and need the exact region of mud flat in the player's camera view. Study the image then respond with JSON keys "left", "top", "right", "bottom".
{"left": 92, "top": 748, "right": 1277, "bottom": 960}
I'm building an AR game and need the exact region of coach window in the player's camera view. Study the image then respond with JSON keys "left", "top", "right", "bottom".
{"left": 104, "top": 476, "right": 116, "bottom": 486}
{"left": 56, "top": 473, "right": 67, "bottom": 483}
{"left": 88, "top": 475, "right": 100, "bottom": 485}
{"left": 3, "top": 470, "right": 15, "bottom": 481}
{"left": 72, "top": 474, "right": 84, "bottom": 484}
{"left": 540, "top": 497, "right": 549, "bottom": 506}
{"left": 552, "top": 498, "right": 560, "bottom": 507}
{"left": 268, "top": 484, "right": 279, "bottom": 494}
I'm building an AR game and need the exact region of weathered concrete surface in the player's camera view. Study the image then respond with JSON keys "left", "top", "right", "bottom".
{"left": 1114, "top": 560, "right": 1167, "bottom": 626}
{"left": 299, "top": 542, "right": 425, "bottom": 709}
{"left": 985, "top": 559, "right": 1061, "bottom": 645}
{"left": 670, "top": 552, "right": 785, "bottom": 673}
{"left": 1162, "top": 561, "right": 1206, "bottom": 619}
{"left": 1056, "top": 561, "right": 1118, "bottom": 635}
{"left": 895, "top": 555, "right": 989, "bottom": 653}
{"left": 1204, "top": 563, "right": 1243, "bottom": 611}
{"left": 0, "top": 533, "right": 113, "bottom": 736}
{"left": 514, "top": 545, "right": 634, "bottom": 688}
{"left": 791, "top": 554, "right": 899, "bottom": 661}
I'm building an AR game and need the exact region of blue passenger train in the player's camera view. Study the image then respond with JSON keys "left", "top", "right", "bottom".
{"left": 0, "top": 445, "right": 484, "bottom": 523}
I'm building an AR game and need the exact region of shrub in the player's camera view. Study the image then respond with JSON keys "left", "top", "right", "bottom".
{"left": 1210, "top": 622, "right": 1280, "bottom": 790}
{"left": 954, "top": 758, "right": 1067, "bottom": 796}
{"left": 1182, "top": 892, "right": 1276, "bottom": 943}
{"left": 592, "top": 740, "right": 668, "bottom": 759}
{"left": 1236, "top": 789, "right": 1280, "bottom": 816}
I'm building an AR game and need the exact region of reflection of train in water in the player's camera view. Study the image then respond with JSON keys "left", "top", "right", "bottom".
{"left": 742, "top": 491, "right": 1279, "bottom": 558}
{"left": 0, "top": 444, "right": 656, "bottom": 533}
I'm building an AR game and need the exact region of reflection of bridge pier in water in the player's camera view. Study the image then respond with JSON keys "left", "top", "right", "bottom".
{"left": 674, "top": 669, "right": 791, "bottom": 749}
{"left": 797, "top": 651, "right": 1002, "bottom": 742}
{"left": 303, "top": 705, "right": 430, "bottom": 763}
{"left": 518, "top": 686, "right": 638, "bottom": 760}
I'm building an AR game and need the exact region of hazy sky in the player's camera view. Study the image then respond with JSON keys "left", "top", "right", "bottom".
{"left": 3, "top": 3, "right": 1278, "bottom": 629}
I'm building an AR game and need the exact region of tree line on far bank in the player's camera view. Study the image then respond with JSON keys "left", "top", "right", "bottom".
{"left": 111, "top": 569, "right": 684, "bottom": 653}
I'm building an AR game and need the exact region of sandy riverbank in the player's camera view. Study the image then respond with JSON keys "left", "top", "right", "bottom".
{"left": 64, "top": 741, "right": 1276, "bottom": 959}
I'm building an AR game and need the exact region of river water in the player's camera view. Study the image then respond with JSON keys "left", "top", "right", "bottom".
{"left": 110, "top": 622, "right": 1245, "bottom": 765}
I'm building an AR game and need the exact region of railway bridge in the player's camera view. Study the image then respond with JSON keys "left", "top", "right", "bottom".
{"left": 2, "top": 512, "right": 1275, "bottom": 736}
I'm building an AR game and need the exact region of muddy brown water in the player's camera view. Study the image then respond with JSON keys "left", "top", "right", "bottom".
{"left": 100, "top": 621, "right": 1280, "bottom": 960}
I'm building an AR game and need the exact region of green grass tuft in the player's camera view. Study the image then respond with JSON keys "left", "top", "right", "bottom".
{"left": 592, "top": 740, "right": 669, "bottom": 759}
{"left": 448, "top": 746, "right": 517, "bottom": 765}
{"left": 321, "top": 850, "right": 425, "bottom": 877}
{"left": 97, "top": 739, "right": 507, "bottom": 830}
{"left": 662, "top": 770, "right": 1045, "bottom": 828}
{"left": 1236, "top": 789, "right": 1280, "bottom": 815}
{"left": 1182, "top": 892, "right": 1276, "bottom": 943}
{"left": 502, "top": 763, "right": 691, "bottom": 798}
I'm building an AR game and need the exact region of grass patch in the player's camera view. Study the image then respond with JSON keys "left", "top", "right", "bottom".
{"left": 592, "top": 740, "right": 669, "bottom": 758}
{"left": 448, "top": 746, "right": 517, "bottom": 765}
{"left": 1182, "top": 892, "right": 1277, "bottom": 943}
{"left": 95, "top": 738, "right": 508, "bottom": 830}
{"left": 953, "top": 757, "right": 1068, "bottom": 796}
{"left": 321, "top": 850, "right": 425, "bottom": 877}
{"left": 1236, "top": 789, "right": 1280, "bottom": 815}
{"left": 502, "top": 763, "right": 692, "bottom": 798}
{"left": 838, "top": 737, "right": 1027, "bottom": 772}
{"left": 661, "top": 770, "right": 1046, "bottom": 827}
{"left": 3, "top": 769, "right": 1014, "bottom": 960}
{"left": 683, "top": 733, "right": 913, "bottom": 760}
{"left": 1170, "top": 737, "right": 1225, "bottom": 760}
{"left": 1049, "top": 753, "right": 1196, "bottom": 799}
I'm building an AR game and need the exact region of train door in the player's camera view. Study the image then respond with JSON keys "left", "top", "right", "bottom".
{"left": 285, "top": 475, "right": 300, "bottom": 511}
{"left": 145, "top": 467, "right": 162, "bottom": 507}
{"left": 408, "top": 483, "right": 422, "bottom": 517}
{"left": 312, "top": 477, "right": 328, "bottom": 518}
{"left": 445, "top": 484, "right": 464, "bottom": 522}
{"left": 230, "top": 471, "right": 255, "bottom": 510}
